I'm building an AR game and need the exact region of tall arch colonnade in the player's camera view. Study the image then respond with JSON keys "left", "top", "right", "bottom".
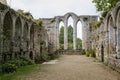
{"left": 0, "top": 3, "right": 49, "bottom": 63}
{"left": 42, "top": 13, "right": 98, "bottom": 51}
{"left": 91, "top": 2, "right": 120, "bottom": 72}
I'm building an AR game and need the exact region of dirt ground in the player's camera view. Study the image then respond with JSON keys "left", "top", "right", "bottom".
{"left": 19, "top": 55, "right": 120, "bottom": 80}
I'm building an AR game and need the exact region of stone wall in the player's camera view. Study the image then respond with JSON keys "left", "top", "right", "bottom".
{"left": 42, "top": 13, "right": 98, "bottom": 51}
{"left": 0, "top": 3, "right": 51, "bottom": 63}
{"left": 91, "top": 2, "right": 120, "bottom": 72}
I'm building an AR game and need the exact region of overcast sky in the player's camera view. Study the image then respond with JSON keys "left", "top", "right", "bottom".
{"left": 6, "top": 0, "right": 98, "bottom": 39}
{"left": 6, "top": 0, "right": 98, "bottom": 18}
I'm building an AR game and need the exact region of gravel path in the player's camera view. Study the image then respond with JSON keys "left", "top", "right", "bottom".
{"left": 20, "top": 55, "right": 120, "bottom": 80}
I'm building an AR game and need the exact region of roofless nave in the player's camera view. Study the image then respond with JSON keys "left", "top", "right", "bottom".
{"left": 0, "top": 0, "right": 120, "bottom": 73}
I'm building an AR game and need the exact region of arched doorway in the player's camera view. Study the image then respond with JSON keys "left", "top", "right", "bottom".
{"left": 15, "top": 17, "right": 22, "bottom": 57}
{"left": 108, "top": 16, "right": 116, "bottom": 57}
{"left": 3, "top": 12, "right": 13, "bottom": 61}
{"left": 101, "top": 44, "right": 104, "bottom": 62}
{"left": 116, "top": 7, "right": 120, "bottom": 58}
{"left": 59, "top": 21, "right": 64, "bottom": 50}
{"left": 30, "top": 24, "right": 34, "bottom": 51}
{"left": 23, "top": 22, "right": 29, "bottom": 55}
{"left": 29, "top": 51, "right": 33, "bottom": 60}
{"left": 67, "top": 16, "right": 73, "bottom": 50}
{"left": 77, "top": 21, "right": 82, "bottom": 50}
{"left": 28, "top": 24, "right": 35, "bottom": 59}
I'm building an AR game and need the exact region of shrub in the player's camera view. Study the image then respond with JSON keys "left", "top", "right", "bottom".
{"left": 34, "top": 54, "right": 42, "bottom": 64}
{"left": 2, "top": 63, "right": 17, "bottom": 73}
{"left": 40, "top": 53, "right": 49, "bottom": 62}
{"left": 1, "top": 56, "right": 34, "bottom": 73}
{"left": 35, "top": 52, "right": 60, "bottom": 64}
{"left": 86, "top": 50, "right": 96, "bottom": 57}
{"left": 81, "top": 50, "right": 86, "bottom": 55}
{"left": 48, "top": 53, "right": 59, "bottom": 60}
{"left": 35, "top": 52, "right": 49, "bottom": 64}
{"left": 7, "top": 59, "right": 23, "bottom": 68}
{"left": 86, "top": 51, "right": 90, "bottom": 57}
{"left": 20, "top": 56, "right": 34, "bottom": 65}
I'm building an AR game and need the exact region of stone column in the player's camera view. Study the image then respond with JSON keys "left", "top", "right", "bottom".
{"left": 12, "top": 19, "right": 16, "bottom": 59}
{"left": 117, "top": 28, "right": 120, "bottom": 58}
{"left": 20, "top": 20, "right": 24, "bottom": 56}
{"left": 64, "top": 20, "right": 68, "bottom": 50}
{"left": 73, "top": 21, "right": 77, "bottom": 50}
{"left": 56, "top": 23, "right": 59, "bottom": 50}
{"left": 27, "top": 24, "right": 31, "bottom": 57}
{"left": 0, "top": 15, "right": 3, "bottom": 63}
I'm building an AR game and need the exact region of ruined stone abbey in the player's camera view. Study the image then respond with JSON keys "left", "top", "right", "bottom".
{"left": 0, "top": 0, "right": 120, "bottom": 72}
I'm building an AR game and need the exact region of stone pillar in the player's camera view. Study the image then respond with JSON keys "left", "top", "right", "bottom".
{"left": 12, "top": 19, "right": 16, "bottom": 59}
{"left": 56, "top": 23, "right": 59, "bottom": 50}
{"left": 106, "top": 31, "right": 110, "bottom": 57}
{"left": 82, "top": 23, "right": 87, "bottom": 50}
{"left": 64, "top": 20, "right": 68, "bottom": 50}
{"left": 73, "top": 21, "right": 77, "bottom": 50}
{"left": 27, "top": 24, "right": 31, "bottom": 57}
{"left": 0, "top": 15, "right": 3, "bottom": 63}
{"left": 117, "top": 28, "right": 120, "bottom": 58}
{"left": 20, "top": 20, "right": 24, "bottom": 56}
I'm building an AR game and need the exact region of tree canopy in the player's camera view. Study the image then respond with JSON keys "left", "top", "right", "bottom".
{"left": 92, "top": 0, "right": 119, "bottom": 17}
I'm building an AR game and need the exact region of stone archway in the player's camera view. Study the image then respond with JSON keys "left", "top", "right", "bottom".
{"left": 15, "top": 17, "right": 22, "bottom": 57}
{"left": 76, "top": 20, "right": 83, "bottom": 50}
{"left": 56, "top": 13, "right": 80, "bottom": 50}
{"left": 63, "top": 13, "right": 79, "bottom": 50}
{"left": 107, "top": 16, "right": 117, "bottom": 57}
{"left": 3, "top": 11, "right": 13, "bottom": 61}
{"left": 42, "top": 12, "right": 98, "bottom": 51}
{"left": 23, "top": 22, "right": 29, "bottom": 53}
{"left": 59, "top": 20, "right": 64, "bottom": 50}
{"left": 30, "top": 24, "right": 34, "bottom": 50}
{"left": 116, "top": 6, "right": 120, "bottom": 58}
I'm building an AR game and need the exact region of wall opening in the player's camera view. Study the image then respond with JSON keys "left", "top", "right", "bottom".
{"left": 30, "top": 24, "right": 34, "bottom": 50}
{"left": 15, "top": 17, "right": 22, "bottom": 54}
{"left": 59, "top": 21, "right": 64, "bottom": 50}
{"left": 67, "top": 16, "right": 73, "bottom": 50}
{"left": 23, "top": 22, "right": 29, "bottom": 52}
{"left": 108, "top": 17, "right": 116, "bottom": 56}
{"left": 3, "top": 12, "right": 12, "bottom": 61}
{"left": 77, "top": 21, "right": 82, "bottom": 50}
{"left": 116, "top": 8, "right": 120, "bottom": 58}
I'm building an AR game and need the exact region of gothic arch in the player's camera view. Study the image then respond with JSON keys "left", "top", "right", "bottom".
{"left": 30, "top": 24, "right": 34, "bottom": 50}
{"left": 14, "top": 17, "right": 22, "bottom": 57}
{"left": 114, "top": 2, "right": 120, "bottom": 23}
{"left": 3, "top": 11, "right": 13, "bottom": 61}
{"left": 23, "top": 22, "right": 29, "bottom": 40}
{"left": 115, "top": 5, "right": 120, "bottom": 58}
{"left": 58, "top": 18, "right": 64, "bottom": 26}
{"left": 23, "top": 21, "right": 29, "bottom": 52}
{"left": 64, "top": 12, "right": 78, "bottom": 21}
{"left": 107, "top": 15, "right": 117, "bottom": 56}
{"left": 54, "top": 12, "right": 96, "bottom": 50}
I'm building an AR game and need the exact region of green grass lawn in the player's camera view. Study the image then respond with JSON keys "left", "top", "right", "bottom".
{"left": 0, "top": 64, "right": 42, "bottom": 80}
